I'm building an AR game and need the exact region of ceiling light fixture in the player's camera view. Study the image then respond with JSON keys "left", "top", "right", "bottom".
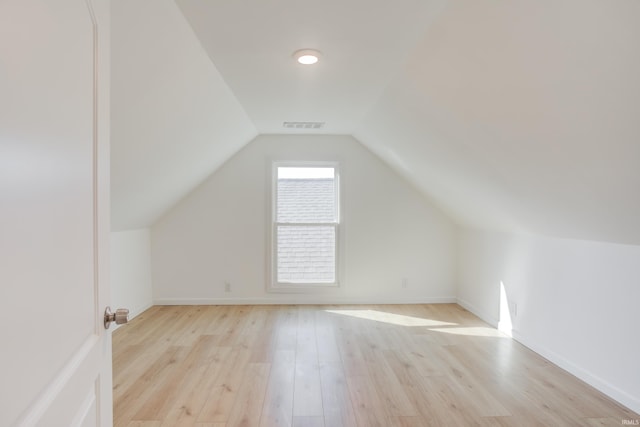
{"left": 293, "top": 49, "right": 321, "bottom": 65}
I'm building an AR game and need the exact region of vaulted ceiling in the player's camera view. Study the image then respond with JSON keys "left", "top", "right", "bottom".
{"left": 111, "top": 0, "right": 640, "bottom": 245}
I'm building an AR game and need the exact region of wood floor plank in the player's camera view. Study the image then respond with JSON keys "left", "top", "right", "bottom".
{"left": 225, "top": 362, "right": 271, "bottom": 427}
{"left": 292, "top": 416, "right": 324, "bottom": 427}
{"left": 388, "top": 416, "right": 428, "bottom": 427}
{"left": 318, "top": 362, "right": 358, "bottom": 427}
{"left": 315, "top": 309, "right": 342, "bottom": 363}
{"left": 274, "top": 306, "right": 299, "bottom": 351}
{"left": 437, "top": 345, "right": 512, "bottom": 417}
{"left": 158, "top": 345, "right": 232, "bottom": 427}
{"left": 293, "top": 360, "right": 323, "bottom": 417}
{"left": 249, "top": 309, "right": 279, "bottom": 363}
{"left": 333, "top": 328, "right": 368, "bottom": 377}
{"left": 114, "top": 346, "right": 189, "bottom": 427}
{"left": 132, "top": 335, "right": 221, "bottom": 421}
{"left": 346, "top": 374, "right": 391, "bottom": 427}
{"left": 126, "top": 421, "right": 161, "bottom": 427}
{"left": 196, "top": 345, "right": 252, "bottom": 423}
{"left": 412, "top": 375, "right": 485, "bottom": 427}
{"left": 293, "top": 308, "right": 323, "bottom": 417}
{"left": 364, "top": 348, "right": 417, "bottom": 417}
{"left": 259, "top": 350, "right": 296, "bottom": 427}
{"left": 172, "top": 306, "right": 219, "bottom": 348}
{"left": 113, "top": 304, "right": 639, "bottom": 427}
{"left": 215, "top": 306, "right": 252, "bottom": 347}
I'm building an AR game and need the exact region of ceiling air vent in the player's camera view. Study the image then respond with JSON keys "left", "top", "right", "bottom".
{"left": 283, "top": 121, "right": 325, "bottom": 129}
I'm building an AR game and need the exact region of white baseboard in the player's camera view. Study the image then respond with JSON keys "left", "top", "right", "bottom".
{"left": 153, "top": 296, "right": 457, "bottom": 306}
{"left": 457, "top": 297, "right": 639, "bottom": 415}
{"left": 128, "top": 302, "right": 153, "bottom": 319}
{"left": 512, "top": 330, "right": 640, "bottom": 415}
{"left": 456, "top": 297, "right": 499, "bottom": 327}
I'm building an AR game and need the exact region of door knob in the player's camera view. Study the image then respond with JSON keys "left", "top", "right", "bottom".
{"left": 104, "top": 307, "right": 129, "bottom": 329}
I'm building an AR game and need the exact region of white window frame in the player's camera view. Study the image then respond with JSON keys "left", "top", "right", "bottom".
{"left": 268, "top": 161, "right": 341, "bottom": 292}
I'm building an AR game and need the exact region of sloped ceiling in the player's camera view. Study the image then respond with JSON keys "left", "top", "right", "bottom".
{"left": 110, "top": 0, "right": 257, "bottom": 231}
{"left": 355, "top": 1, "right": 640, "bottom": 244}
{"left": 112, "top": 0, "right": 640, "bottom": 245}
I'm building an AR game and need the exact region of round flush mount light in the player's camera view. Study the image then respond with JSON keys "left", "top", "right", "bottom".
{"left": 293, "top": 49, "right": 321, "bottom": 65}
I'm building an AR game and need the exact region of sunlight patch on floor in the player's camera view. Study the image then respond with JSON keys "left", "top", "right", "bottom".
{"left": 429, "top": 326, "right": 507, "bottom": 338}
{"left": 325, "top": 309, "right": 457, "bottom": 327}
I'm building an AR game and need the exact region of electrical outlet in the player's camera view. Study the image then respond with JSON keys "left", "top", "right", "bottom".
{"left": 402, "top": 278, "right": 408, "bottom": 288}
{"left": 224, "top": 281, "right": 231, "bottom": 293}
{"left": 513, "top": 302, "right": 518, "bottom": 317}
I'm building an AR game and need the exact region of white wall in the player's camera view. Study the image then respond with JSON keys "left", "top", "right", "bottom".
{"left": 110, "top": 229, "right": 153, "bottom": 319}
{"left": 457, "top": 228, "right": 640, "bottom": 414}
{"left": 151, "top": 135, "right": 457, "bottom": 304}
{"left": 110, "top": 0, "right": 256, "bottom": 231}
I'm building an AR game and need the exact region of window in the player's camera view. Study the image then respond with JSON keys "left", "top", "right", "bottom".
{"left": 271, "top": 163, "right": 340, "bottom": 289}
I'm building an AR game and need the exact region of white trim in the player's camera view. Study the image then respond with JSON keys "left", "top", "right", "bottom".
{"left": 276, "top": 222, "right": 338, "bottom": 227}
{"left": 457, "top": 298, "right": 640, "bottom": 415}
{"left": 456, "top": 297, "right": 499, "bottom": 327}
{"left": 132, "top": 301, "right": 153, "bottom": 318}
{"left": 154, "top": 296, "right": 457, "bottom": 305}
{"left": 13, "top": 335, "right": 100, "bottom": 427}
{"left": 86, "top": 0, "right": 101, "bottom": 336}
{"left": 511, "top": 330, "right": 640, "bottom": 415}
{"left": 70, "top": 388, "right": 96, "bottom": 427}
{"left": 269, "top": 161, "right": 342, "bottom": 291}
{"left": 267, "top": 283, "right": 339, "bottom": 293}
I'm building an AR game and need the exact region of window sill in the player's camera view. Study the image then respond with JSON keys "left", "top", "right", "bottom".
{"left": 268, "top": 282, "right": 340, "bottom": 293}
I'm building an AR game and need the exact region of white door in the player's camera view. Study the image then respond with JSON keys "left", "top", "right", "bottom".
{"left": 0, "top": 0, "right": 113, "bottom": 426}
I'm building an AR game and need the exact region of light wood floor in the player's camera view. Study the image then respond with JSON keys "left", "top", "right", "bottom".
{"left": 112, "top": 304, "right": 638, "bottom": 427}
